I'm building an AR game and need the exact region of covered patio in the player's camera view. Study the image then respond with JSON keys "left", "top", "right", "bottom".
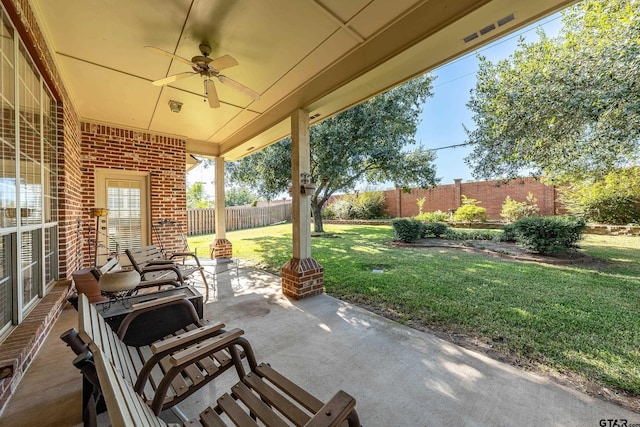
{"left": 2, "top": 0, "right": 618, "bottom": 422}
{"left": 2, "top": 264, "right": 636, "bottom": 425}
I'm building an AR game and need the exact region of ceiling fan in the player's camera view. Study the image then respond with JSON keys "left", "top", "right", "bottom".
{"left": 146, "top": 43, "right": 260, "bottom": 108}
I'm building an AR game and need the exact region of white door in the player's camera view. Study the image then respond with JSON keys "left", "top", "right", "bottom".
{"left": 95, "top": 169, "right": 150, "bottom": 266}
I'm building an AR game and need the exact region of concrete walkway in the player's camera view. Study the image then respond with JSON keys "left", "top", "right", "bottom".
{"left": 180, "top": 264, "right": 638, "bottom": 426}
{"left": 2, "top": 262, "right": 638, "bottom": 426}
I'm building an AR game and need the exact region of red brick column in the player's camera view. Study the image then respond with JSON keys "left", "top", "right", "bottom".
{"left": 454, "top": 179, "right": 462, "bottom": 208}
{"left": 281, "top": 257, "right": 324, "bottom": 299}
{"left": 211, "top": 238, "right": 233, "bottom": 259}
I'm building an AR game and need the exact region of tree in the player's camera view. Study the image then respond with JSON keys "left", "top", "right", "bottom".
{"left": 225, "top": 185, "right": 260, "bottom": 207}
{"left": 465, "top": 0, "right": 640, "bottom": 183}
{"left": 186, "top": 182, "right": 212, "bottom": 209}
{"left": 228, "top": 74, "right": 439, "bottom": 232}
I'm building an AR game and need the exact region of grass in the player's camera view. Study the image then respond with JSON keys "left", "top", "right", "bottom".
{"left": 189, "top": 224, "right": 640, "bottom": 397}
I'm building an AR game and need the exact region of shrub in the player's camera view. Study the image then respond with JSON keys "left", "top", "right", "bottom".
{"left": 500, "top": 223, "right": 517, "bottom": 242}
{"left": 326, "top": 198, "right": 354, "bottom": 220}
{"left": 352, "top": 191, "right": 386, "bottom": 219}
{"left": 452, "top": 196, "right": 487, "bottom": 222}
{"left": 323, "top": 191, "right": 386, "bottom": 220}
{"left": 509, "top": 216, "right": 586, "bottom": 254}
{"left": 414, "top": 210, "right": 448, "bottom": 222}
{"left": 421, "top": 222, "right": 449, "bottom": 238}
{"left": 391, "top": 218, "right": 423, "bottom": 242}
{"left": 321, "top": 204, "right": 336, "bottom": 219}
{"left": 560, "top": 167, "right": 640, "bottom": 225}
{"left": 500, "top": 193, "right": 540, "bottom": 222}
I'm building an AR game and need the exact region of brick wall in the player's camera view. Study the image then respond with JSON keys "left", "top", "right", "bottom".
{"left": 384, "top": 177, "right": 559, "bottom": 220}
{"left": 0, "top": 0, "right": 84, "bottom": 415}
{"left": 80, "top": 122, "right": 188, "bottom": 254}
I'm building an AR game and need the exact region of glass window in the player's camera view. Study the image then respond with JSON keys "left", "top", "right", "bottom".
{"left": 0, "top": 5, "right": 59, "bottom": 332}
{"left": 0, "top": 233, "right": 14, "bottom": 329}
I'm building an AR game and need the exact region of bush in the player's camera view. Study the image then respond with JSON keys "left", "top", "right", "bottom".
{"left": 323, "top": 192, "right": 386, "bottom": 220}
{"left": 421, "top": 222, "right": 449, "bottom": 238}
{"left": 500, "top": 223, "right": 517, "bottom": 242}
{"left": 352, "top": 191, "right": 386, "bottom": 219}
{"left": 509, "top": 216, "right": 586, "bottom": 254}
{"left": 560, "top": 167, "right": 640, "bottom": 225}
{"left": 414, "top": 210, "right": 449, "bottom": 222}
{"left": 500, "top": 193, "right": 540, "bottom": 222}
{"left": 392, "top": 218, "right": 423, "bottom": 242}
{"left": 452, "top": 196, "right": 487, "bottom": 222}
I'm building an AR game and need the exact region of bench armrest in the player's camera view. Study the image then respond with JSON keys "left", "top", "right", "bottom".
{"left": 134, "top": 324, "right": 231, "bottom": 394}
{"left": 169, "top": 252, "right": 203, "bottom": 267}
{"left": 139, "top": 264, "right": 186, "bottom": 283}
{"left": 151, "top": 322, "right": 225, "bottom": 354}
{"left": 305, "top": 390, "right": 358, "bottom": 427}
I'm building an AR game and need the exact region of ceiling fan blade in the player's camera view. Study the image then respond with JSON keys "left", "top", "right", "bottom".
{"left": 151, "top": 72, "right": 197, "bottom": 86}
{"left": 217, "top": 75, "right": 260, "bottom": 101}
{"left": 207, "top": 54, "right": 239, "bottom": 72}
{"left": 145, "top": 46, "right": 194, "bottom": 66}
{"left": 205, "top": 79, "right": 220, "bottom": 108}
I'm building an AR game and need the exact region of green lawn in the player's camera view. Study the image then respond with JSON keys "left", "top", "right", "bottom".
{"left": 189, "top": 224, "right": 640, "bottom": 396}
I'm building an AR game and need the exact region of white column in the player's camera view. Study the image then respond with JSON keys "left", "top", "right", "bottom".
{"left": 214, "top": 157, "right": 226, "bottom": 240}
{"left": 291, "top": 109, "right": 311, "bottom": 259}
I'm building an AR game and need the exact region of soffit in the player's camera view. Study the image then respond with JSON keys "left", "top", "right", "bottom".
{"left": 30, "top": 0, "right": 574, "bottom": 161}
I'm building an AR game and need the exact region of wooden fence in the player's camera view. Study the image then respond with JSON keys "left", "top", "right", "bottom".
{"left": 187, "top": 203, "right": 292, "bottom": 235}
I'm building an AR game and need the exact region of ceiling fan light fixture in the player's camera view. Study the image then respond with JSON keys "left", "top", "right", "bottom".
{"left": 168, "top": 100, "right": 183, "bottom": 113}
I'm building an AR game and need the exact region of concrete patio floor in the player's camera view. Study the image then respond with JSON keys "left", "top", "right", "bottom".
{"left": 1, "top": 261, "right": 638, "bottom": 426}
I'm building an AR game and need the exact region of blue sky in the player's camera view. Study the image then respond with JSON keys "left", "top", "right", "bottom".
{"left": 418, "top": 14, "right": 564, "bottom": 185}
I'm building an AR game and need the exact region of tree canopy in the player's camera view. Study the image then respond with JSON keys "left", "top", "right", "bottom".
{"left": 186, "top": 182, "right": 212, "bottom": 209}
{"left": 465, "top": 0, "right": 640, "bottom": 183}
{"left": 227, "top": 74, "right": 439, "bottom": 231}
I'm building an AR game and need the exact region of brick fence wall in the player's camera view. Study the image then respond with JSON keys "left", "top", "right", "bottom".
{"left": 383, "top": 177, "right": 561, "bottom": 220}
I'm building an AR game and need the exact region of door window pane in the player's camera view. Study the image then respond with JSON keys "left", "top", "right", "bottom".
{"left": 107, "top": 180, "right": 142, "bottom": 252}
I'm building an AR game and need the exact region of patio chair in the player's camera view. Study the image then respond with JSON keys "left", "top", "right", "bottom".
{"left": 125, "top": 244, "right": 212, "bottom": 300}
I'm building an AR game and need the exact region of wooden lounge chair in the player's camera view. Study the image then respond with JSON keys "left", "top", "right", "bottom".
{"left": 125, "top": 244, "right": 212, "bottom": 301}
{"left": 78, "top": 288, "right": 360, "bottom": 426}
{"left": 72, "top": 292, "right": 251, "bottom": 424}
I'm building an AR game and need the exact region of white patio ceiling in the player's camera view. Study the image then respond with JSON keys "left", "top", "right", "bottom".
{"left": 31, "top": 0, "right": 574, "bottom": 161}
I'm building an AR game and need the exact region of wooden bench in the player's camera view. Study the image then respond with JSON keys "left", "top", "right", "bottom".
{"left": 125, "top": 245, "right": 212, "bottom": 301}
{"left": 78, "top": 294, "right": 361, "bottom": 427}
{"left": 76, "top": 293, "right": 251, "bottom": 416}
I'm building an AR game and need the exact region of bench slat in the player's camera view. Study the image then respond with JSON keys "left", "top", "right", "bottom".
{"left": 217, "top": 393, "right": 260, "bottom": 426}
{"left": 256, "top": 362, "right": 324, "bottom": 413}
{"left": 231, "top": 382, "right": 289, "bottom": 427}
{"left": 199, "top": 406, "right": 229, "bottom": 427}
{"left": 242, "top": 372, "right": 311, "bottom": 427}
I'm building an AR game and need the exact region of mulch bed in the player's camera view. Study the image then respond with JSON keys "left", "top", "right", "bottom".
{"left": 391, "top": 238, "right": 598, "bottom": 265}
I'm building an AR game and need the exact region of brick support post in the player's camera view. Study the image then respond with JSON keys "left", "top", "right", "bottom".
{"left": 281, "top": 257, "right": 324, "bottom": 299}
{"left": 211, "top": 238, "right": 233, "bottom": 259}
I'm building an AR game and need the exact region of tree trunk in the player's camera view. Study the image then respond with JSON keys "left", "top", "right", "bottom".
{"left": 311, "top": 200, "right": 324, "bottom": 233}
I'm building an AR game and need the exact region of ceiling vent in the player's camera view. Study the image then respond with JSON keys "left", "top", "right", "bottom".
{"left": 497, "top": 13, "right": 515, "bottom": 27}
{"left": 462, "top": 13, "right": 516, "bottom": 44}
